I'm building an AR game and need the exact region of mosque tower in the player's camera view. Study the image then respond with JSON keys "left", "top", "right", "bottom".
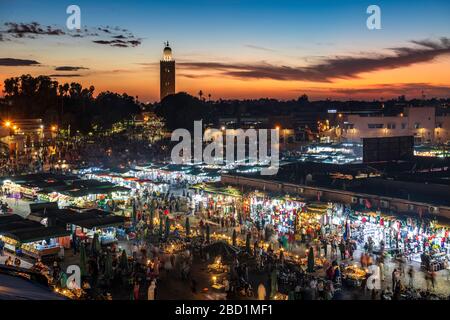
{"left": 160, "top": 41, "right": 175, "bottom": 100}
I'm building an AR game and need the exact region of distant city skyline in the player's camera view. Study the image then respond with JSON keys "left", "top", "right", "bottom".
{"left": 0, "top": 0, "right": 450, "bottom": 102}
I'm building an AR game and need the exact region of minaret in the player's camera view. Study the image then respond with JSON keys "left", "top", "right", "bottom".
{"left": 160, "top": 41, "right": 175, "bottom": 100}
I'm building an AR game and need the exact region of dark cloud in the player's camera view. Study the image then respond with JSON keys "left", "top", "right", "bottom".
{"left": 98, "top": 27, "right": 111, "bottom": 33}
{"left": 180, "top": 37, "right": 450, "bottom": 82}
{"left": 93, "top": 38, "right": 142, "bottom": 48}
{"left": 1, "top": 22, "right": 142, "bottom": 48}
{"left": 54, "top": 66, "right": 89, "bottom": 71}
{"left": 3, "top": 22, "right": 65, "bottom": 39}
{"left": 293, "top": 83, "right": 450, "bottom": 99}
{"left": 48, "top": 74, "right": 82, "bottom": 78}
{"left": 332, "top": 83, "right": 450, "bottom": 96}
{"left": 178, "top": 73, "right": 205, "bottom": 79}
{"left": 0, "top": 58, "right": 40, "bottom": 66}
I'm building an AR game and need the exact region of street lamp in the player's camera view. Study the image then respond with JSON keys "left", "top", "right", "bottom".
{"left": 4, "top": 120, "right": 11, "bottom": 128}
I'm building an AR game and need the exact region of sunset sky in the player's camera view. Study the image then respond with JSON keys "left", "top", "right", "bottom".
{"left": 0, "top": 0, "right": 449, "bottom": 102}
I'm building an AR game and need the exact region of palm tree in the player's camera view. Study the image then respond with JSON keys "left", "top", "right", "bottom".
{"left": 58, "top": 83, "right": 69, "bottom": 125}
{"left": 198, "top": 90, "right": 203, "bottom": 100}
{"left": 208, "top": 93, "right": 211, "bottom": 102}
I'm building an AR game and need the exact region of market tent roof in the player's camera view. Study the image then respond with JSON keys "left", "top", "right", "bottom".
{"left": 108, "top": 167, "right": 133, "bottom": 174}
{"left": 0, "top": 214, "right": 24, "bottom": 225}
{"left": 29, "top": 208, "right": 127, "bottom": 229}
{"left": 4, "top": 173, "right": 77, "bottom": 189}
{"left": 70, "top": 179, "right": 116, "bottom": 188}
{"left": 160, "top": 164, "right": 193, "bottom": 172}
{"left": 73, "top": 215, "right": 126, "bottom": 229}
{"left": 4, "top": 226, "right": 70, "bottom": 243}
{"left": 0, "top": 215, "right": 70, "bottom": 243}
{"left": 191, "top": 183, "right": 243, "bottom": 197}
{"left": 58, "top": 185, "right": 130, "bottom": 198}
{"left": 0, "top": 214, "right": 40, "bottom": 233}
{"left": 29, "top": 202, "right": 59, "bottom": 213}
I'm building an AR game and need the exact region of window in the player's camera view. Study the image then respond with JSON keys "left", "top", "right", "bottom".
{"left": 368, "top": 124, "right": 383, "bottom": 129}
{"left": 414, "top": 122, "right": 420, "bottom": 129}
{"left": 387, "top": 123, "right": 396, "bottom": 129}
{"left": 401, "top": 123, "right": 407, "bottom": 129}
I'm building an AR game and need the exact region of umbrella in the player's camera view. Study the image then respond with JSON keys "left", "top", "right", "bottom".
{"left": 120, "top": 250, "right": 129, "bottom": 273}
{"left": 246, "top": 232, "right": 251, "bottom": 253}
{"left": 165, "top": 216, "right": 170, "bottom": 239}
{"left": 104, "top": 251, "right": 113, "bottom": 281}
{"left": 232, "top": 229, "right": 237, "bottom": 246}
{"left": 307, "top": 247, "right": 315, "bottom": 273}
{"left": 185, "top": 217, "right": 190, "bottom": 236}
{"left": 79, "top": 243, "right": 87, "bottom": 277}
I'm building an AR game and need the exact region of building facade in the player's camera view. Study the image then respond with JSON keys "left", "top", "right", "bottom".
{"left": 341, "top": 107, "right": 450, "bottom": 144}
{"left": 160, "top": 42, "right": 175, "bottom": 101}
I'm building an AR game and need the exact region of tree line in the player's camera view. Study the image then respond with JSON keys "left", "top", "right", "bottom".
{"left": 1, "top": 74, "right": 141, "bottom": 133}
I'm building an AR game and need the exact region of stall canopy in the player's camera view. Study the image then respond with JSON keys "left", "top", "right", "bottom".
{"left": 4, "top": 173, "right": 77, "bottom": 189}
{"left": 4, "top": 226, "right": 71, "bottom": 243}
{"left": 58, "top": 185, "right": 130, "bottom": 198}
{"left": 29, "top": 208, "right": 127, "bottom": 230}
{"left": 0, "top": 214, "right": 70, "bottom": 243}
{"left": 29, "top": 202, "right": 59, "bottom": 213}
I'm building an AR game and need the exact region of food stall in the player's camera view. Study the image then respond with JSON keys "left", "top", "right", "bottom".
{"left": 248, "top": 192, "right": 306, "bottom": 234}
{"left": 0, "top": 215, "right": 70, "bottom": 260}
{"left": 342, "top": 264, "right": 367, "bottom": 287}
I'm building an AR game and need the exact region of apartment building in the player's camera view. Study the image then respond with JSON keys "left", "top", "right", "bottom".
{"left": 341, "top": 107, "right": 450, "bottom": 144}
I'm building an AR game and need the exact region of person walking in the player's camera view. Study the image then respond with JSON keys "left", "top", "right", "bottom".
{"left": 339, "top": 240, "right": 346, "bottom": 260}
{"left": 322, "top": 238, "right": 328, "bottom": 258}
{"left": 444, "top": 258, "right": 450, "bottom": 281}
{"left": 147, "top": 279, "right": 156, "bottom": 300}
{"left": 391, "top": 269, "right": 398, "bottom": 291}
{"left": 133, "top": 280, "right": 140, "bottom": 300}
{"left": 257, "top": 283, "right": 266, "bottom": 300}
{"left": 407, "top": 267, "right": 415, "bottom": 288}
{"left": 0, "top": 238, "right": 4, "bottom": 256}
